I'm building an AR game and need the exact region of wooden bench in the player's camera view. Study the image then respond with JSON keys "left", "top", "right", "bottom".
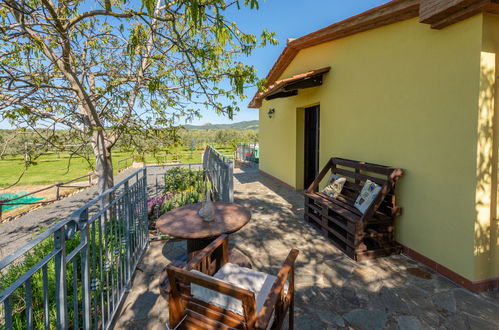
{"left": 304, "top": 157, "right": 404, "bottom": 261}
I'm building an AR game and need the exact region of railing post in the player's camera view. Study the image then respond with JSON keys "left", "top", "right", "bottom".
{"left": 54, "top": 226, "right": 68, "bottom": 329}
{"left": 124, "top": 181, "right": 132, "bottom": 285}
{"left": 228, "top": 160, "right": 234, "bottom": 203}
{"left": 56, "top": 183, "right": 61, "bottom": 200}
{"left": 143, "top": 168, "right": 149, "bottom": 249}
{"left": 155, "top": 173, "right": 158, "bottom": 198}
{"left": 79, "top": 209, "right": 91, "bottom": 329}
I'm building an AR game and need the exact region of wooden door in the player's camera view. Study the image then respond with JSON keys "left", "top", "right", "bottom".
{"left": 304, "top": 106, "right": 320, "bottom": 189}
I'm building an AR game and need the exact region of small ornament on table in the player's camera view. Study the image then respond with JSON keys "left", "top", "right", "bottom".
{"left": 198, "top": 187, "right": 215, "bottom": 222}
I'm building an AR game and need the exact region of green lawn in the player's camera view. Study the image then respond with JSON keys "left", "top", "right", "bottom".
{"left": 0, "top": 146, "right": 234, "bottom": 187}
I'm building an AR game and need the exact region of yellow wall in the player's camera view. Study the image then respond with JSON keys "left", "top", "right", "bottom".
{"left": 259, "top": 16, "right": 489, "bottom": 280}
{"left": 476, "top": 14, "right": 499, "bottom": 281}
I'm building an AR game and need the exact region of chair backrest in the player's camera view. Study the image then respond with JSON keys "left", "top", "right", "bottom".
{"left": 167, "top": 235, "right": 299, "bottom": 330}
{"left": 167, "top": 234, "right": 258, "bottom": 329}
{"left": 167, "top": 265, "right": 258, "bottom": 328}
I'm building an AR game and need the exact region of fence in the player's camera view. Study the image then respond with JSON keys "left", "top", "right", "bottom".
{"left": 117, "top": 156, "right": 134, "bottom": 172}
{"left": 148, "top": 163, "right": 204, "bottom": 200}
{"left": 0, "top": 173, "right": 95, "bottom": 220}
{"left": 203, "top": 146, "right": 234, "bottom": 203}
{"left": 0, "top": 168, "right": 148, "bottom": 329}
{"left": 235, "top": 143, "right": 259, "bottom": 166}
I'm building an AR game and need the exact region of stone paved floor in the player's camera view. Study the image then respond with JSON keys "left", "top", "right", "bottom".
{"left": 114, "top": 168, "right": 499, "bottom": 329}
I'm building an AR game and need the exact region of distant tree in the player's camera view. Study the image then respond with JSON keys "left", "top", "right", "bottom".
{"left": 214, "top": 129, "right": 237, "bottom": 146}
{"left": 0, "top": 0, "right": 275, "bottom": 193}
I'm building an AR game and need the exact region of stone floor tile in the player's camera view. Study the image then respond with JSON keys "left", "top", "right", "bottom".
{"left": 454, "top": 288, "right": 499, "bottom": 324}
{"left": 432, "top": 291, "right": 456, "bottom": 313}
{"left": 395, "top": 315, "right": 425, "bottom": 330}
{"left": 465, "top": 313, "right": 499, "bottom": 330}
{"left": 343, "top": 309, "right": 387, "bottom": 330}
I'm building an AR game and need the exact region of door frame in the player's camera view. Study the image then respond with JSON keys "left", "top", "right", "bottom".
{"left": 303, "top": 105, "right": 320, "bottom": 190}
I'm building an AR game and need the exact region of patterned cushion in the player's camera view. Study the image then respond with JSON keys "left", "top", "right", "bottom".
{"left": 322, "top": 174, "right": 346, "bottom": 198}
{"left": 354, "top": 179, "right": 382, "bottom": 214}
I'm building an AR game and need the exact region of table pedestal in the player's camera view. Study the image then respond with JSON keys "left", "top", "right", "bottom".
{"left": 186, "top": 237, "right": 217, "bottom": 256}
{"left": 187, "top": 236, "right": 224, "bottom": 265}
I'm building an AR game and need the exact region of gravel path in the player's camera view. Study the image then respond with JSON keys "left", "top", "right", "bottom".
{"left": 0, "top": 166, "right": 173, "bottom": 260}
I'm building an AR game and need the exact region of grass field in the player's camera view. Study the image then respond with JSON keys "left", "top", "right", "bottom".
{"left": 0, "top": 146, "right": 233, "bottom": 187}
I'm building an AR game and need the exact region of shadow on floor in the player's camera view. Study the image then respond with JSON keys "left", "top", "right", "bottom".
{"left": 113, "top": 169, "right": 499, "bottom": 330}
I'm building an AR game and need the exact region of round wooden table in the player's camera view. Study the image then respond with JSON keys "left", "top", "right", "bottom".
{"left": 156, "top": 202, "right": 251, "bottom": 258}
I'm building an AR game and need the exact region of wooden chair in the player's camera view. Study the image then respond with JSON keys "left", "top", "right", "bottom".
{"left": 305, "top": 157, "right": 403, "bottom": 261}
{"left": 167, "top": 234, "right": 299, "bottom": 329}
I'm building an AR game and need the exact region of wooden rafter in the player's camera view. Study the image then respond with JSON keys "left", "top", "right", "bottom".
{"left": 249, "top": 67, "right": 330, "bottom": 108}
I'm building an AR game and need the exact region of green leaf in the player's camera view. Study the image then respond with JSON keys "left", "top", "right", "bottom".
{"left": 142, "top": 0, "right": 155, "bottom": 14}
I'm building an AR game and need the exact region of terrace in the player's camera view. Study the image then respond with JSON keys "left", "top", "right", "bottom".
{"left": 1, "top": 147, "right": 498, "bottom": 329}
{"left": 115, "top": 167, "right": 499, "bottom": 329}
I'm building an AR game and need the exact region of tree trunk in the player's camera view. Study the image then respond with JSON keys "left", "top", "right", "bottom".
{"left": 91, "top": 131, "right": 114, "bottom": 195}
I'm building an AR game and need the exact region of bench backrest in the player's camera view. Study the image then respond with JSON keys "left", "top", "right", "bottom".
{"left": 307, "top": 157, "right": 403, "bottom": 218}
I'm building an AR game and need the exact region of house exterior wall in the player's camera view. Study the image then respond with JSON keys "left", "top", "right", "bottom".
{"left": 475, "top": 13, "right": 499, "bottom": 282}
{"left": 258, "top": 16, "right": 490, "bottom": 281}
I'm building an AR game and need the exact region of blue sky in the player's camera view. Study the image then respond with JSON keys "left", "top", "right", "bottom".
{"left": 196, "top": 0, "right": 390, "bottom": 125}
{"left": 0, "top": 0, "right": 389, "bottom": 129}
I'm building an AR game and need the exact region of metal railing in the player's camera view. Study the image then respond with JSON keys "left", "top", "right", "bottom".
{"left": 0, "top": 168, "right": 148, "bottom": 329}
{"left": 235, "top": 143, "right": 259, "bottom": 166}
{"left": 148, "top": 163, "right": 204, "bottom": 200}
{"left": 203, "top": 146, "right": 234, "bottom": 203}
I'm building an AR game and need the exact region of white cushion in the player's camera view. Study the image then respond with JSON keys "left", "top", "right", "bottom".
{"left": 190, "top": 263, "right": 281, "bottom": 316}
{"left": 354, "top": 179, "right": 382, "bottom": 214}
{"left": 190, "top": 268, "right": 244, "bottom": 314}
{"left": 322, "top": 175, "right": 346, "bottom": 198}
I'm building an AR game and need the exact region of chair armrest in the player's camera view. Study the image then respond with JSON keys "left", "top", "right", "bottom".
{"left": 185, "top": 234, "right": 229, "bottom": 272}
{"left": 256, "top": 249, "right": 299, "bottom": 329}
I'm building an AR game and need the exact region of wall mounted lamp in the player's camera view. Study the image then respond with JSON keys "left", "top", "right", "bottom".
{"left": 268, "top": 108, "right": 275, "bottom": 119}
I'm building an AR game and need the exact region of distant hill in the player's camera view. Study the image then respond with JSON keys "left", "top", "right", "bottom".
{"left": 184, "top": 120, "right": 258, "bottom": 130}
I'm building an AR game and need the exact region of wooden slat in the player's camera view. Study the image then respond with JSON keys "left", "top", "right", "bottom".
{"left": 305, "top": 192, "right": 361, "bottom": 223}
{"left": 257, "top": 249, "right": 299, "bottom": 329}
{"left": 327, "top": 233, "right": 356, "bottom": 259}
{"left": 355, "top": 244, "right": 403, "bottom": 262}
{"left": 306, "top": 212, "right": 322, "bottom": 228}
{"left": 330, "top": 195, "right": 362, "bottom": 216}
{"left": 186, "top": 310, "right": 237, "bottom": 330}
{"left": 187, "top": 300, "right": 244, "bottom": 327}
{"left": 332, "top": 158, "right": 396, "bottom": 176}
{"left": 182, "top": 319, "right": 206, "bottom": 330}
{"left": 323, "top": 221, "right": 356, "bottom": 247}
{"left": 333, "top": 167, "right": 387, "bottom": 186}
{"left": 323, "top": 213, "right": 356, "bottom": 234}
{"left": 429, "top": 0, "right": 490, "bottom": 29}
{"left": 337, "top": 184, "right": 361, "bottom": 200}
{"left": 306, "top": 202, "right": 322, "bottom": 213}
